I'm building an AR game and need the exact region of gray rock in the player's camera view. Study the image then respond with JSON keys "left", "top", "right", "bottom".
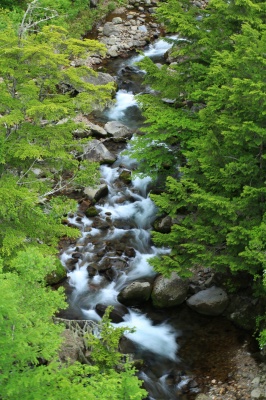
{"left": 59, "top": 329, "right": 84, "bottom": 364}
{"left": 118, "top": 281, "right": 152, "bottom": 306}
{"left": 107, "top": 46, "right": 119, "bottom": 57}
{"left": 151, "top": 272, "right": 189, "bottom": 308}
{"left": 112, "top": 17, "right": 123, "bottom": 24}
{"left": 103, "top": 22, "right": 123, "bottom": 37}
{"left": 104, "top": 121, "right": 133, "bottom": 142}
{"left": 86, "top": 121, "right": 107, "bottom": 137}
{"left": 186, "top": 286, "right": 229, "bottom": 316}
{"left": 252, "top": 377, "right": 261, "bottom": 387}
{"left": 195, "top": 395, "right": 212, "bottom": 400}
{"left": 81, "top": 71, "right": 116, "bottom": 87}
{"left": 82, "top": 139, "right": 116, "bottom": 164}
{"left": 84, "top": 184, "right": 108, "bottom": 202}
{"left": 251, "top": 388, "right": 262, "bottom": 399}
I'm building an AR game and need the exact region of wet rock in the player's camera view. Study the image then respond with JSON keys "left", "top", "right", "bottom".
{"left": 82, "top": 139, "right": 116, "bottom": 164}
{"left": 119, "top": 169, "right": 132, "bottom": 183}
{"left": 91, "top": 217, "right": 111, "bottom": 230}
{"left": 84, "top": 183, "right": 108, "bottom": 202}
{"left": 95, "top": 303, "right": 129, "bottom": 323}
{"left": 118, "top": 281, "right": 152, "bottom": 306}
{"left": 72, "top": 252, "right": 82, "bottom": 259}
{"left": 84, "top": 206, "right": 99, "bottom": 218}
{"left": 87, "top": 265, "right": 97, "bottom": 277}
{"left": 65, "top": 258, "right": 78, "bottom": 271}
{"left": 151, "top": 272, "right": 189, "bottom": 308}
{"left": 124, "top": 247, "right": 136, "bottom": 258}
{"left": 186, "top": 286, "right": 229, "bottom": 316}
{"left": 104, "top": 121, "right": 133, "bottom": 142}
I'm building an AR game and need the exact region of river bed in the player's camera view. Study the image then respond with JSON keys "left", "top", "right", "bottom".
{"left": 58, "top": 36, "right": 260, "bottom": 400}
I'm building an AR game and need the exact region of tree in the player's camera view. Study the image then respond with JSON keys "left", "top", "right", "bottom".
{"left": 0, "top": 257, "right": 147, "bottom": 399}
{"left": 0, "top": 13, "right": 114, "bottom": 262}
{"left": 130, "top": 0, "right": 266, "bottom": 181}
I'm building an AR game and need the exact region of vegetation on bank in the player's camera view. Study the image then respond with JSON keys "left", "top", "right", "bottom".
{"left": 129, "top": 0, "right": 266, "bottom": 346}
{"left": 0, "top": 1, "right": 146, "bottom": 399}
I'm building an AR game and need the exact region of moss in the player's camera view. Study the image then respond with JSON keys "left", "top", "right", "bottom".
{"left": 46, "top": 261, "right": 67, "bottom": 285}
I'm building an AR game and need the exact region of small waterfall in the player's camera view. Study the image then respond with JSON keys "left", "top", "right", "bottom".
{"left": 59, "top": 35, "right": 193, "bottom": 399}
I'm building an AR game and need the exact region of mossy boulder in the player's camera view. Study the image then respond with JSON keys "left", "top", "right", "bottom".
{"left": 46, "top": 261, "right": 67, "bottom": 285}
{"left": 85, "top": 206, "right": 99, "bottom": 218}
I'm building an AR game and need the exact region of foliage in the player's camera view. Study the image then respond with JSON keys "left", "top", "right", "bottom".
{"left": 0, "top": 260, "right": 146, "bottom": 399}
{"left": 0, "top": 14, "right": 115, "bottom": 261}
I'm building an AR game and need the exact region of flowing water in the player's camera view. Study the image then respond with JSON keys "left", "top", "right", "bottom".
{"left": 59, "top": 37, "right": 257, "bottom": 399}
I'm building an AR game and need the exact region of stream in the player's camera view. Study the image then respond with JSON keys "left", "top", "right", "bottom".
{"left": 59, "top": 37, "right": 257, "bottom": 399}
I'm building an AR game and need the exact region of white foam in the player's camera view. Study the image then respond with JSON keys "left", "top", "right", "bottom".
{"left": 106, "top": 90, "right": 138, "bottom": 120}
{"left": 115, "top": 310, "right": 179, "bottom": 361}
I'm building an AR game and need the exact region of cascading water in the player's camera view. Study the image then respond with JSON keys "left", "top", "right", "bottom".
{"left": 59, "top": 37, "right": 209, "bottom": 400}
{"left": 58, "top": 37, "right": 197, "bottom": 400}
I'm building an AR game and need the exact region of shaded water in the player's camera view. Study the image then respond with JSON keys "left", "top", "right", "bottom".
{"left": 59, "top": 37, "right": 259, "bottom": 399}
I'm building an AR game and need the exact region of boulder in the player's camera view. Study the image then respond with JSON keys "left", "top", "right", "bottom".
{"left": 95, "top": 303, "right": 129, "bottom": 323}
{"left": 84, "top": 183, "right": 108, "bottom": 201}
{"left": 104, "top": 121, "right": 133, "bottom": 142}
{"left": 153, "top": 215, "right": 172, "bottom": 233}
{"left": 46, "top": 262, "right": 67, "bottom": 285}
{"left": 81, "top": 71, "right": 116, "bottom": 87}
{"left": 86, "top": 121, "right": 107, "bottom": 138}
{"left": 151, "top": 272, "right": 189, "bottom": 308}
{"left": 224, "top": 295, "right": 260, "bottom": 330}
{"left": 119, "top": 169, "right": 132, "bottom": 183}
{"left": 186, "top": 286, "right": 229, "bottom": 316}
{"left": 118, "top": 281, "right": 152, "bottom": 306}
{"left": 59, "top": 329, "right": 85, "bottom": 364}
{"left": 103, "top": 22, "right": 123, "bottom": 37}
{"left": 82, "top": 139, "right": 116, "bottom": 164}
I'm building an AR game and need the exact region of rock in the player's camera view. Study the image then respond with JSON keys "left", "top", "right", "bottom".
{"left": 195, "top": 395, "right": 212, "bottom": 400}
{"left": 103, "top": 22, "right": 123, "bottom": 37}
{"left": 186, "top": 286, "right": 229, "bottom": 316}
{"left": 118, "top": 281, "right": 152, "bottom": 306}
{"left": 112, "top": 17, "right": 123, "bottom": 24}
{"left": 91, "top": 217, "right": 111, "bottom": 230}
{"left": 86, "top": 121, "right": 107, "bottom": 137}
{"left": 119, "top": 169, "right": 132, "bottom": 183}
{"left": 84, "top": 183, "right": 108, "bottom": 202}
{"left": 59, "top": 329, "right": 85, "bottom": 364}
{"left": 251, "top": 388, "right": 263, "bottom": 399}
{"left": 46, "top": 262, "right": 67, "bottom": 285}
{"left": 153, "top": 215, "right": 172, "bottom": 233}
{"left": 84, "top": 206, "right": 99, "bottom": 218}
{"left": 224, "top": 295, "right": 259, "bottom": 330}
{"left": 81, "top": 70, "right": 116, "bottom": 87}
{"left": 151, "top": 272, "right": 189, "bottom": 308}
{"left": 82, "top": 139, "right": 116, "bottom": 164}
{"left": 252, "top": 377, "right": 261, "bottom": 387}
{"left": 124, "top": 247, "right": 136, "bottom": 258}
{"left": 95, "top": 303, "right": 129, "bottom": 323}
{"left": 104, "top": 121, "right": 133, "bottom": 142}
